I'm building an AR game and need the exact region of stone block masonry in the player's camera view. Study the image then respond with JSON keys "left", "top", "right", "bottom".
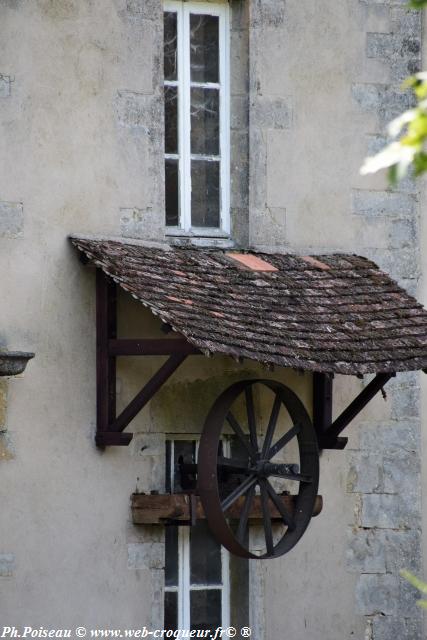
{"left": 0, "top": 380, "right": 7, "bottom": 430}
{"left": 0, "top": 375, "right": 14, "bottom": 462}
{"left": 0, "top": 553, "right": 15, "bottom": 577}
{"left": 351, "top": 5, "right": 421, "bottom": 283}
{"left": 0, "top": 202, "right": 24, "bottom": 238}
{"left": 346, "top": 380, "right": 423, "bottom": 638}
{"left": 230, "top": 0, "right": 250, "bottom": 247}
{"left": 125, "top": 0, "right": 162, "bottom": 21}
{"left": 0, "top": 74, "right": 11, "bottom": 98}
{"left": 116, "top": 1, "right": 165, "bottom": 242}
{"left": 349, "top": 3, "right": 423, "bottom": 637}
{"left": 248, "top": 2, "right": 290, "bottom": 248}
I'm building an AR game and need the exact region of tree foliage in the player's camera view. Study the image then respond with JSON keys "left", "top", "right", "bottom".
{"left": 401, "top": 570, "right": 427, "bottom": 609}
{"left": 361, "top": 0, "right": 427, "bottom": 182}
{"left": 408, "top": 0, "right": 427, "bottom": 8}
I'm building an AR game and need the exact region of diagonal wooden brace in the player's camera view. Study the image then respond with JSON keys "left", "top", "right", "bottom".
{"left": 313, "top": 372, "right": 395, "bottom": 450}
{"left": 95, "top": 269, "right": 189, "bottom": 447}
{"left": 109, "top": 353, "right": 187, "bottom": 434}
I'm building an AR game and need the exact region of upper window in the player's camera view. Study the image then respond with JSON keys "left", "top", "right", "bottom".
{"left": 164, "top": 2, "right": 230, "bottom": 234}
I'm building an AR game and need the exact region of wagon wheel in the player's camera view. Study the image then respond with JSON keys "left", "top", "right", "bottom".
{"left": 197, "top": 379, "right": 319, "bottom": 559}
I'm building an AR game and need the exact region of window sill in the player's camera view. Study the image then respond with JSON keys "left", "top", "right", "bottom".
{"left": 165, "top": 228, "right": 235, "bottom": 249}
{"left": 165, "top": 227, "right": 230, "bottom": 239}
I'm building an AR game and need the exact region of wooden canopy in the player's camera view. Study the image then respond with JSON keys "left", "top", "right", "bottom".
{"left": 71, "top": 235, "right": 427, "bottom": 376}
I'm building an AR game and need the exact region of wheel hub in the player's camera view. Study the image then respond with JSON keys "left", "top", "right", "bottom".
{"left": 253, "top": 461, "right": 300, "bottom": 478}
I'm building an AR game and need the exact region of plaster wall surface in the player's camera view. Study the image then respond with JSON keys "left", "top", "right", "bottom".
{"left": 0, "top": 1, "right": 424, "bottom": 639}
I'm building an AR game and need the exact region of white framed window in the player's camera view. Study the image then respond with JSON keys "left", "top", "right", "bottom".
{"left": 164, "top": 438, "right": 230, "bottom": 632}
{"left": 164, "top": 1, "right": 230, "bottom": 235}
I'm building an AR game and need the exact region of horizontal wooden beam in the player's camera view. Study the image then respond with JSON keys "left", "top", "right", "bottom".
{"left": 109, "top": 338, "right": 201, "bottom": 357}
{"left": 96, "top": 432, "right": 133, "bottom": 447}
{"left": 131, "top": 493, "right": 323, "bottom": 525}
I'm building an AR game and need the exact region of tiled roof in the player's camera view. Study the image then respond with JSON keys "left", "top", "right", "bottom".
{"left": 71, "top": 236, "right": 427, "bottom": 375}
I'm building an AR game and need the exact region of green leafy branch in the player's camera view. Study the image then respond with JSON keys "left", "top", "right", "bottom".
{"left": 408, "top": 0, "right": 427, "bottom": 8}
{"left": 400, "top": 570, "right": 427, "bottom": 609}
{"left": 360, "top": 0, "right": 427, "bottom": 183}
{"left": 360, "top": 74, "right": 427, "bottom": 184}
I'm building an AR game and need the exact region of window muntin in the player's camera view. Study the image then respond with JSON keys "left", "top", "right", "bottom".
{"left": 164, "top": 439, "right": 230, "bottom": 632}
{"left": 164, "top": 2, "right": 230, "bottom": 234}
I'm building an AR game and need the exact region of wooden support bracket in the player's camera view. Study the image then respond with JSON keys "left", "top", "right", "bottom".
{"left": 313, "top": 371, "right": 395, "bottom": 450}
{"left": 95, "top": 270, "right": 199, "bottom": 447}
{"left": 95, "top": 268, "right": 396, "bottom": 450}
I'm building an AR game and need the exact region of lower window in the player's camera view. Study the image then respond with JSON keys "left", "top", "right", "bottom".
{"left": 164, "top": 523, "right": 229, "bottom": 631}
{"left": 164, "top": 439, "right": 230, "bottom": 632}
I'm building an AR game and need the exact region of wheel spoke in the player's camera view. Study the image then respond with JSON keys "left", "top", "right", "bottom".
{"left": 268, "top": 423, "right": 300, "bottom": 459}
{"left": 245, "top": 386, "right": 259, "bottom": 453}
{"left": 236, "top": 484, "right": 256, "bottom": 544}
{"left": 221, "top": 474, "right": 257, "bottom": 511}
{"left": 226, "top": 412, "right": 255, "bottom": 458}
{"left": 265, "top": 480, "right": 296, "bottom": 531}
{"left": 260, "top": 479, "right": 274, "bottom": 555}
{"left": 261, "top": 393, "right": 282, "bottom": 458}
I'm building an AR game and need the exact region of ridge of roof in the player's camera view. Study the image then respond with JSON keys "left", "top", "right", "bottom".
{"left": 69, "top": 233, "right": 374, "bottom": 261}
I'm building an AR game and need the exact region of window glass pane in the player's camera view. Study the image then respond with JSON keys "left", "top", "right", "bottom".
{"left": 164, "top": 12, "right": 178, "bottom": 81}
{"left": 165, "top": 86, "right": 178, "bottom": 154}
{"left": 190, "top": 590, "right": 222, "bottom": 631}
{"left": 165, "top": 159, "right": 179, "bottom": 226}
{"left": 190, "top": 14, "right": 219, "bottom": 83}
{"left": 165, "top": 526, "right": 179, "bottom": 587}
{"left": 164, "top": 591, "right": 178, "bottom": 631}
{"left": 191, "top": 88, "right": 219, "bottom": 156}
{"left": 190, "top": 521, "right": 222, "bottom": 585}
{"left": 173, "top": 440, "right": 196, "bottom": 492}
{"left": 191, "top": 160, "right": 220, "bottom": 228}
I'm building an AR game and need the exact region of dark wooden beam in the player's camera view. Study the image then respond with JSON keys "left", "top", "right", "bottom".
{"left": 131, "top": 493, "right": 323, "bottom": 525}
{"left": 109, "top": 338, "right": 201, "bottom": 357}
{"left": 96, "top": 432, "right": 133, "bottom": 447}
{"left": 109, "top": 354, "right": 188, "bottom": 433}
{"left": 321, "top": 372, "right": 395, "bottom": 448}
{"left": 96, "top": 270, "right": 117, "bottom": 443}
{"left": 313, "top": 372, "right": 333, "bottom": 434}
{"left": 313, "top": 372, "right": 348, "bottom": 450}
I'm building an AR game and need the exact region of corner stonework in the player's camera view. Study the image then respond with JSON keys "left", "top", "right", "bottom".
{"left": 248, "top": 0, "right": 290, "bottom": 248}
{"left": 346, "top": 375, "right": 423, "bottom": 639}
{"left": 0, "top": 202, "right": 24, "bottom": 239}
{"left": 115, "top": 0, "right": 165, "bottom": 242}
{"left": 349, "top": 3, "right": 423, "bottom": 638}
{"left": 0, "top": 380, "right": 13, "bottom": 462}
{"left": 0, "top": 74, "right": 11, "bottom": 98}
